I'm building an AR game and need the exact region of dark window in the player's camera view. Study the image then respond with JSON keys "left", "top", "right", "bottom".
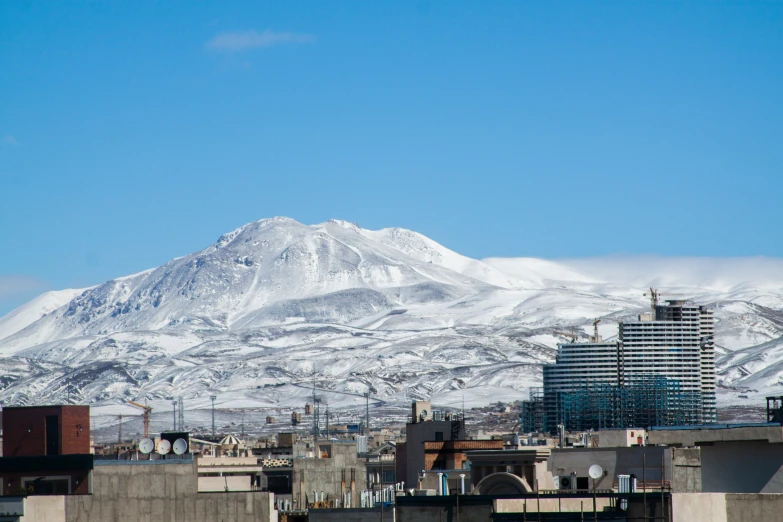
{"left": 45, "top": 416, "right": 59, "bottom": 456}
{"left": 576, "top": 477, "right": 589, "bottom": 490}
{"left": 27, "top": 478, "right": 69, "bottom": 495}
{"left": 435, "top": 431, "right": 443, "bottom": 441}
{"left": 432, "top": 460, "right": 445, "bottom": 470}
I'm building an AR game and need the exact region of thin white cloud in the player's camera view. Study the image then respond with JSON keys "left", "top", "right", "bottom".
{"left": 0, "top": 275, "right": 49, "bottom": 299}
{"left": 1, "top": 135, "right": 18, "bottom": 147}
{"left": 206, "top": 29, "right": 315, "bottom": 52}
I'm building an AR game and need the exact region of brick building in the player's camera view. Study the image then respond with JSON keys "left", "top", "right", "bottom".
{"left": 0, "top": 405, "right": 93, "bottom": 495}
{"left": 423, "top": 439, "right": 504, "bottom": 471}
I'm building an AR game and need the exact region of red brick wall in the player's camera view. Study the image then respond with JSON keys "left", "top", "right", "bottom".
{"left": 2, "top": 406, "right": 90, "bottom": 457}
{"left": 60, "top": 406, "right": 90, "bottom": 454}
{"left": 423, "top": 440, "right": 503, "bottom": 471}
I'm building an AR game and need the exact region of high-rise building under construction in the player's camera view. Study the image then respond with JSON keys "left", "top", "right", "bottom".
{"left": 524, "top": 297, "right": 716, "bottom": 433}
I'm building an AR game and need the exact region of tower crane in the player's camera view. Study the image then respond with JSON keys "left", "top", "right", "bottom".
{"left": 128, "top": 400, "right": 152, "bottom": 438}
{"left": 591, "top": 319, "right": 602, "bottom": 342}
{"left": 643, "top": 287, "right": 684, "bottom": 310}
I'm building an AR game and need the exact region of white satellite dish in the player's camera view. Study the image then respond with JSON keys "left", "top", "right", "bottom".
{"left": 173, "top": 438, "right": 188, "bottom": 455}
{"left": 157, "top": 439, "right": 171, "bottom": 455}
{"left": 138, "top": 438, "right": 154, "bottom": 454}
{"left": 588, "top": 464, "right": 604, "bottom": 480}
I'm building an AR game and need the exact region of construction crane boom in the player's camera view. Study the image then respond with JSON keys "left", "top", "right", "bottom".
{"left": 643, "top": 287, "right": 685, "bottom": 310}
{"left": 553, "top": 329, "right": 579, "bottom": 343}
{"left": 128, "top": 400, "right": 152, "bottom": 438}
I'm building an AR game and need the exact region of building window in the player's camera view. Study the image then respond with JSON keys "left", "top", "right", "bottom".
{"left": 435, "top": 432, "right": 443, "bottom": 441}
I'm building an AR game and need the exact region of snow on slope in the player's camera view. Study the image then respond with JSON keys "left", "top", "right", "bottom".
{"left": 0, "top": 217, "right": 782, "bottom": 418}
{"left": 0, "top": 288, "right": 87, "bottom": 342}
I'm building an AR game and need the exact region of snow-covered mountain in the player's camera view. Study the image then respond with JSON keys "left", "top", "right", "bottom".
{"left": 1, "top": 217, "right": 782, "bottom": 426}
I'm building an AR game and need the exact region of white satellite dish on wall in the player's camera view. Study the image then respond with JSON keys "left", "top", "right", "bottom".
{"left": 173, "top": 438, "right": 188, "bottom": 455}
{"left": 139, "top": 438, "right": 154, "bottom": 454}
{"left": 588, "top": 464, "right": 604, "bottom": 480}
{"left": 157, "top": 439, "right": 171, "bottom": 455}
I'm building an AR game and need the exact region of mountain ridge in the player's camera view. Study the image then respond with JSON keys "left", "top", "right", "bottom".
{"left": 1, "top": 217, "right": 782, "bottom": 422}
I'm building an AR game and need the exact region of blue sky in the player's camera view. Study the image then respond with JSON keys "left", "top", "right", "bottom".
{"left": 1, "top": 1, "right": 781, "bottom": 314}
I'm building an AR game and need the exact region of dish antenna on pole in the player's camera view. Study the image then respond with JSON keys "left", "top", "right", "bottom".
{"left": 138, "top": 438, "right": 154, "bottom": 454}
{"left": 588, "top": 464, "right": 603, "bottom": 479}
{"left": 173, "top": 438, "right": 188, "bottom": 455}
{"left": 157, "top": 439, "right": 171, "bottom": 455}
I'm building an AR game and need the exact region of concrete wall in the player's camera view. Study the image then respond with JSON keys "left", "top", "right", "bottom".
{"left": 700, "top": 441, "right": 783, "bottom": 493}
{"left": 308, "top": 507, "right": 389, "bottom": 521}
{"left": 198, "top": 475, "right": 253, "bottom": 492}
{"left": 396, "top": 503, "right": 491, "bottom": 522}
{"left": 63, "top": 461, "right": 277, "bottom": 522}
{"left": 725, "top": 493, "right": 783, "bottom": 521}
{"left": 648, "top": 426, "right": 783, "bottom": 447}
{"left": 672, "top": 493, "right": 726, "bottom": 522}
{"left": 21, "top": 496, "right": 66, "bottom": 522}
{"left": 671, "top": 448, "right": 701, "bottom": 492}
{"left": 598, "top": 429, "right": 646, "bottom": 448}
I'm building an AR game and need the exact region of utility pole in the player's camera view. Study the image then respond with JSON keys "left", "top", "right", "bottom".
{"left": 210, "top": 395, "right": 217, "bottom": 439}
{"left": 365, "top": 392, "right": 370, "bottom": 436}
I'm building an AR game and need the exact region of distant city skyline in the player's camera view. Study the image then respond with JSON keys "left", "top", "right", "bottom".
{"left": 1, "top": 1, "right": 781, "bottom": 314}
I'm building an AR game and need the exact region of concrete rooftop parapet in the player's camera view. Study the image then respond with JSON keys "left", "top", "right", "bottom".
{"left": 648, "top": 424, "right": 783, "bottom": 447}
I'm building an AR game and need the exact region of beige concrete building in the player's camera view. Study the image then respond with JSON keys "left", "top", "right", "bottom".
{"left": 6, "top": 460, "right": 277, "bottom": 522}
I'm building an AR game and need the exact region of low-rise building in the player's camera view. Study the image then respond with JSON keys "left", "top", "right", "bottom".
{"left": 0, "top": 405, "right": 93, "bottom": 496}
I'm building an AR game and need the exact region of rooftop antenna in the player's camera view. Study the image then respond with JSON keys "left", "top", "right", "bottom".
{"left": 210, "top": 395, "right": 217, "bottom": 439}
{"left": 172, "top": 400, "right": 177, "bottom": 431}
{"left": 118, "top": 414, "right": 123, "bottom": 444}
{"left": 364, "top": 391, "right": 371, "bottom": 436}
{"left": 178, "top": 396, "right": 184, "bottom": 431}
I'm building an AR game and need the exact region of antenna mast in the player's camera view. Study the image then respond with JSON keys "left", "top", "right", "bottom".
{"left": 210, "top": 395, "right": 217, "bottom": 439}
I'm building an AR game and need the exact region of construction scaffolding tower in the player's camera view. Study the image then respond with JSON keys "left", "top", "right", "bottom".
{"left": 520, "top": 376, "right": 702, "bottom": 434}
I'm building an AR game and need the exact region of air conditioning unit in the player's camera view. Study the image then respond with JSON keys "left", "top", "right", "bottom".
{"left": 553, "top": 472, "right": 577, "bottom": 490}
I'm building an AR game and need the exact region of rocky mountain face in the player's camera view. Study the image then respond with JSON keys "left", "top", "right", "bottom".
{"left": 1, "top": 217, "right": 782, "bottom": 427}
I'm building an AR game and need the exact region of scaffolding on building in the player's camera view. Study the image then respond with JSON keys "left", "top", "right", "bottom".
{"left": 520, "top": 375, "right": 702, "bottom": 434}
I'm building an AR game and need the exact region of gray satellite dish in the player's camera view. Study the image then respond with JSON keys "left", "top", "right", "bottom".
{"left": 420, "top": 409, "right": 428, "bottom": 419}
{"left": 139, "top": 438, "right": 154, "bottom": 454}
{"left": 173, "top": 438, "right": 188, "bottom": 455}
{"left": 157, "top": 439, "right": 171, "bottom": 455}
{"left": 588, "top": 464, "right": 604, "bottom": 480}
